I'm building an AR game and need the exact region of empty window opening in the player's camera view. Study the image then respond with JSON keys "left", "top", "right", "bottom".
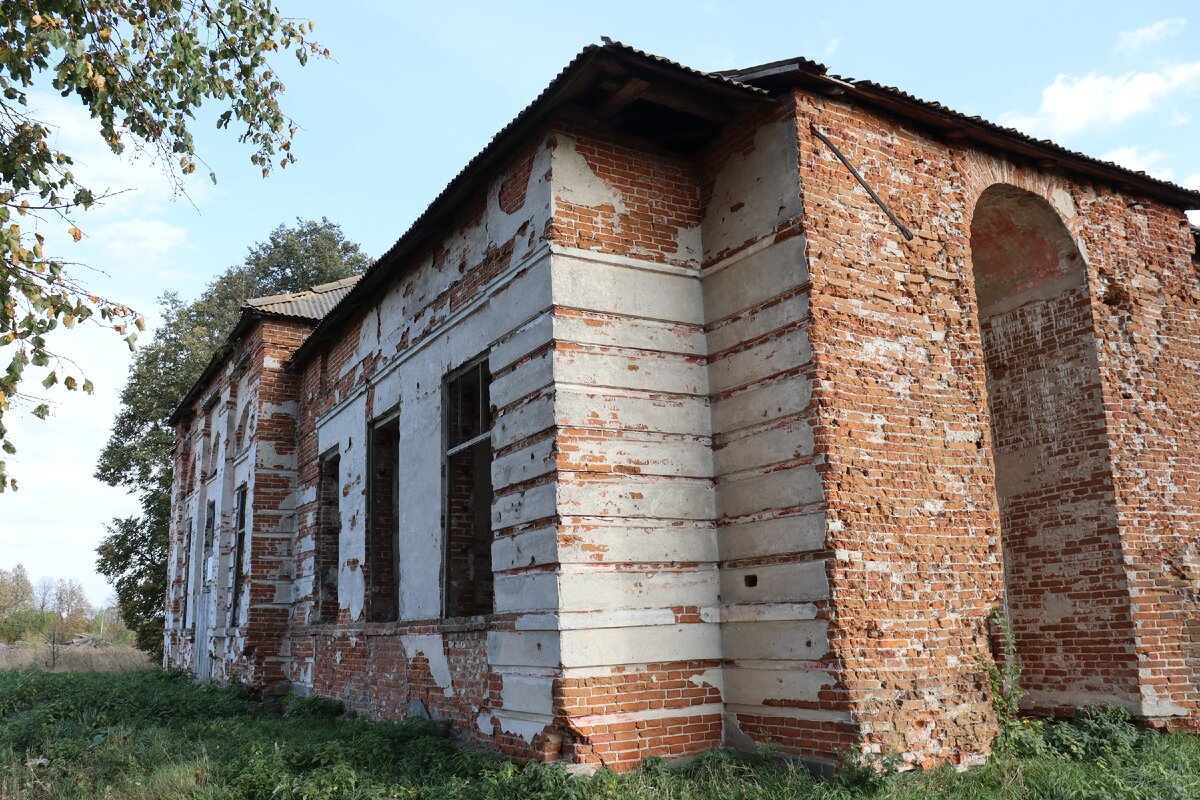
{"left": 202, "top": 501, "right": 216, "bottom": 574}
{"left": 182, "top": 519, "right": 193, "bottom": 627}
{"left": 316, "top": 453, "right": 342, "bottom": 623}
{"left": 444, "top": 357, "right": 494, "bottom": 618}
{"left": 194, "top": 500, "right": 216, "bottom": 634}
{"left": 367, "top": 414, "right": 400, "bottom": 622}
{"left": 229, "top": 485, "right": 249, "bottom": 626}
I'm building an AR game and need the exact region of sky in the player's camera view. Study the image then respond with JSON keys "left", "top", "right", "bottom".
{"left": 2, "top": 0, "right": 1199, "bottom": 606}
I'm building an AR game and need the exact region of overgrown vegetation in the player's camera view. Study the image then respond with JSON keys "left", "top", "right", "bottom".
{"left": 1, "top": 671, "right": 1198, "bottom": 799}
{"left": 981, "top": 604, "right": 1025, "bottom": 731}
{"left": 0, "top": 646, "right": 148, "bottom": 674}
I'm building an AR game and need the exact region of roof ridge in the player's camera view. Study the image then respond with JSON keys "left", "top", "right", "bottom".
{"left": 597, "top": 37, "right": 770, "bottom": 95}
{"left": 311, "top": 275, "right": 362, "bottom": 293}
{"left": 243, "top": 274, "right": 363, "bottom": 309}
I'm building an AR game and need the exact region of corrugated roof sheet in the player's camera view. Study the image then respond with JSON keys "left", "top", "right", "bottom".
{"left": 599, "top": 37, "right": 769, "bottom": 95}
{"left": 244, "top": 276, "right": 361, "bottom": 320}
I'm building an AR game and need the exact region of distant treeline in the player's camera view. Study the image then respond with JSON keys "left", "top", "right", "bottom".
{"left": 0, "top": 564, "right": 132, "bottom": 647}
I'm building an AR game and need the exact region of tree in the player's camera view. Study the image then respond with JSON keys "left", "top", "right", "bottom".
{"left": 0, "top": 563, "right": 33, "bottom": 616}
{"left": 0, "top": 569, "right": 54, "bottom": 645}
{"left": 33, "top": 575, "right": 55, "bottom": 613}
{"left": 52, "top": 577, "right": 93, "bottom": 636}
{"left": 90, "top": 595, "right": 133, "bottom": 645}
{"left": 0, "top": 0, "right": 330, "bottom": 491}
{"left": 96, "top": 218, "right": 369, "bottom": 656}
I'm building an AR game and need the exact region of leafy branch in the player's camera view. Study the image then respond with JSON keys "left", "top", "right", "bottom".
{"left": 0, "top": 0, "right": 329, "bottom": 490}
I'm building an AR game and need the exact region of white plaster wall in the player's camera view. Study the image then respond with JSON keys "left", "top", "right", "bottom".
{"left": 699, "top": 114, "right": 833, "bottom": 744}
{"left": 295, "top": 134, "right": 560, "bottom": 740}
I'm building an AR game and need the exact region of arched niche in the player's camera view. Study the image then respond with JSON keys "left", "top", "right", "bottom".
{"left": 208, "top": 433, "right": 221, "bottom": 479}
{"left": 970, "top": 184, "right": 1138, "bottom": 713}
{"left": 235, "top": 403, "right": 252, "bottom": 452}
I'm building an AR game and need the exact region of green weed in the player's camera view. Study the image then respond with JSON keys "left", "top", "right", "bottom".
{"left": 0, "top": 670, "right": 1197, "bottom": 799}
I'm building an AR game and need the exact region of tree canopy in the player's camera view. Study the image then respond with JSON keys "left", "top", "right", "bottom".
{"left": 96, "top": 217, "right": 369, "bottom": 656}
{"left": 0, "top": 0, "right": 329, "bottom": 491}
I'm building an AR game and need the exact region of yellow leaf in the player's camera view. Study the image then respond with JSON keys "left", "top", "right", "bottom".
{"left": 68, "top": 227, "right": 82, "bottom": 242}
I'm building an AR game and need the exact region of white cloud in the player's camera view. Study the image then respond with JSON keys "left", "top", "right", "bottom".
{"left": 1100, "top": 146, "right": 1175, "bottom": 181}
{"left": 1115, "top": 18, "right": 1187, "bottom": 53}
{"left": 825, "top": 36, "right": 841, "bottom": 56}
{"left": 1002, "top": 62, "right": 1200, "bottom": 137}
{"left": 89, "top": 218, "right": 189, "bottom": 267}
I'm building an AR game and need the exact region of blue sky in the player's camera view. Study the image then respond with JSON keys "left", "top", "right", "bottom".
{"left": 3, "top": 0, "right": 1199, "bottom": 605}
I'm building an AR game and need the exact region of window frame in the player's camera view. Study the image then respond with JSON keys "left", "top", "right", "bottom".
{"left": 440, "top": 352, "right": 495, "bottom": 620}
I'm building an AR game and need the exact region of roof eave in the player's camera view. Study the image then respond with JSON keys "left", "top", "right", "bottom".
{"left": 289, "top": 42, "right": 773, "bottom": 368}
{"left": 729, "top": 67, "right": 1200, "bottom": 210}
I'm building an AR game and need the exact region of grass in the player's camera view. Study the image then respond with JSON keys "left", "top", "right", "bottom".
{"left": 1, "top": 670, "right": 1198, "bottom": 799}
{"left": 0, "top": 646, "right": 151, "bottom": 674}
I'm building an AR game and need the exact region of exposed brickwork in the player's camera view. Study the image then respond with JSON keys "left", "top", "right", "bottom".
{"left": 165, "top": 51, "right": 1200, "bottom": 773}
{"left": 1076, "top": 193, "right": 1200, "bottom": 728}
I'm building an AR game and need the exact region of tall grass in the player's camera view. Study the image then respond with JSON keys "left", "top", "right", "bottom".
{"left": 0, "top": 670, "right": 1198, "bottom": 799}
{"left": 0, "top": 646, "right": 151, "bottom": 674}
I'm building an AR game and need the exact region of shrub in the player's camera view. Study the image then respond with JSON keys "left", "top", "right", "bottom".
{"left": 281, "top": 692, "right": 346, "bottom": 719}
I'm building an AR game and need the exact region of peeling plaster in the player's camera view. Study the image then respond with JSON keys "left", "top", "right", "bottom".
{"left": 401, "top": 634, "right": 455, "bottom": 696}
{"left": 552, "top": 133, "right": 628, "bottom": 215}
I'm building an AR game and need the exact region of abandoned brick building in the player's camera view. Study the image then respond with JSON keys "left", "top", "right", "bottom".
{"left": 165, "top": 42, "right": 1200, "bottom": 769}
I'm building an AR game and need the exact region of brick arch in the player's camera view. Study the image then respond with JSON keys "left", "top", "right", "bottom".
{"left": 959, "top": 161, "right": 1094, "bottom": 265}
{"left": 966, "top": 181, "right": 1140, "bottom": 715}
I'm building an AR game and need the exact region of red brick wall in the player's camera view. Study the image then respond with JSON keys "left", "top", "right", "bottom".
{"left": 697, "top": 104, "right": 848, "bottom": 765}
{"left": 1075, "top": 193, "right": 1200, "bottom": 727}
{"left": 550, "top": 121, "right": 702, "bottom": 268}
{"left": 559, "top": 661, "right": 723, "bottom": 766}
{"left": 794, "top": 84, "right": 1200, "bottom": 764}
{"left": 547, "top": 122, "right": 722, "bottom": 769}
